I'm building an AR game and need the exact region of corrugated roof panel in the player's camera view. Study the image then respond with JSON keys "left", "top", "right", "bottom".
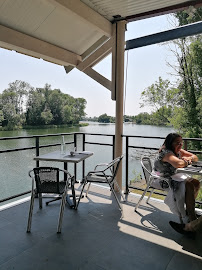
{"left": 82, "top": 0, "right": 193, "bottom": 21}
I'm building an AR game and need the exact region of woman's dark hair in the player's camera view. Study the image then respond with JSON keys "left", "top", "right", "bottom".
{"left": 162, "top": 133, "right": 182, "bottom": 153}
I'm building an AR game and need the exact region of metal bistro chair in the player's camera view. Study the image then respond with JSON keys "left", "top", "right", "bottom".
{"left": 76, "top": 155, "right": 125, "bottom": 211}
{"left": 27, "top": 167, "right": 74, "bottom": 233}
{"left": 135, "top": 157, "right": 171, "bottom": 212}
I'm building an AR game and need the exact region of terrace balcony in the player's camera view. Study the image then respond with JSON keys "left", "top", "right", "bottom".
{"left": 0, "top": 133, "right": 202, "bottom": 269}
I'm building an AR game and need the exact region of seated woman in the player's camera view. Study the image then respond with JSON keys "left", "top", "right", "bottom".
{"left": 154, "top": 133, "right": 200, "bottom": 222}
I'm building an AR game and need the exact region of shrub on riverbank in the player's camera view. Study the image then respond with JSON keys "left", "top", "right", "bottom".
{"left": 0, "top": 122, "right": 89, "bottom": 131}
{"left": 22, "top": 123, "right": 89, "bottom": 129}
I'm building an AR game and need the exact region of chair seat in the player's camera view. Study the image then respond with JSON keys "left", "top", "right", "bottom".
{"left": 86, "top": 175, "right": 112, "bottom": 183}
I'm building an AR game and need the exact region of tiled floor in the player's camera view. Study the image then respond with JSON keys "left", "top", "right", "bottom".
{"left": 0, "top": 184, "right": 202, "bottom": 270}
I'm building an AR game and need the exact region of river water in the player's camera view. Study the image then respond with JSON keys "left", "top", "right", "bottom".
{"left": 0, "top": 122, "right": 174, "bottom": 202}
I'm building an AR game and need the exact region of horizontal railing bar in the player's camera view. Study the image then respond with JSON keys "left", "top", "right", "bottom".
{"left": 84, "top": 133, "right": 114, "bottom": 137}
{"left": 123, "top": 135, "right": 202, "bottom": 142}
{"left": 123, "top": 135, "right": 166, "bottom": 139}
{"left": 0, "top": 190, "right": 31, "bottom": 203}
{"left": 85, "top": 142, "right": 113, "bottom": 146}
{"left": 0, "top": 146, "right": 36, "bottom": 153}
{"left": 0, "top": 142, "right": 74, "bottom": 154}
{"left": 128, "top": 145, "right": 202, "bottom": 154}
{"left": 0, "top": 133, "right": 76, "bottom": 141}
{"left": 128, "top": 146, "right": 158, "bottom": 150}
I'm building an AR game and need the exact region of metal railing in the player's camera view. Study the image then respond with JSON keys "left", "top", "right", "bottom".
{"left": 0, "top": 132, "right": 201, "bottom": 203}
{"left": 0, "top": 132, "right": 115, "bottom": 203}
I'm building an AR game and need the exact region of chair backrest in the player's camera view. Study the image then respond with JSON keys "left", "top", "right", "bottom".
{"left": 141, "top": 157, "right": 153, "bottom": 185}
{"left": 33, "top": 167, "right": 63, "bottom": 194}
{"left": 107, "top": 155, "right": 124, "bottom": 183}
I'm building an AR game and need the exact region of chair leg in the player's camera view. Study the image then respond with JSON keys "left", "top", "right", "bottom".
{"left": 57, "top": 189, "right": 67, "bottom": 233}
{"left": 75, "top": 180, "right": 87, "bottom": 210}
{"left": 86, "top": 183, "right": 91, "bottom": 197}
{"left": 135, "top": 183, "right": 151, "bottom": 212}
{"left": 146, "top": 188, "right": 154, "bottom": 203}
{"left": 71, "top": 176, "right": 76, "bottom": 208}
{"left": 108, "top": 182, "right": 123, "bottom": 211}
{"left": 39, "top": 193, "right": 42, "bottom": 209}
{"left": 113, "top": 180, "right": 125, "bottom": 201}
{"left": 27, "top": 192, "right": 35, "bottom": 233}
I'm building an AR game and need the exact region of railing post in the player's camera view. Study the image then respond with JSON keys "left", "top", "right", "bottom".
{"left": 82, "top": 133, "right": 86, "bottom": 181}
{"left": 184, "top": 140, "right": 188, "bottom": 151}
{"left": 74, "top": 133, "right": 77, "bottom": 181}
{"left": 36, "top": 136, "right": 39, "bottom": 168}
{"left": 125, "top": 136, "right": 129, "bottom": 194}
{"left": 113, "top": 135, "right": 115, "bottom": 160}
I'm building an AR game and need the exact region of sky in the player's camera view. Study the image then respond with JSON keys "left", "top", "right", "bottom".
{"left": 0, "top": 14, "right": 178, "bottom": 117}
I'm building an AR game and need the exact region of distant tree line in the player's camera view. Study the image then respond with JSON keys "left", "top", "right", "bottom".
{"left": 84, "top": 113, "right": 151, "bottom": 124}
{"left": 0, "top": 81, "right": 86, "bottom": 130}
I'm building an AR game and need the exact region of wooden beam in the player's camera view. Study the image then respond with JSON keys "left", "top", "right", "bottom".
{"left": 50, "top": 0, "right": 112, "bottom": 37}
{"left": 82, "top": 36, "right": 109, "bottom": 60}
{"left": 83, "top": 67, "right": 112, "bottom": 91}
{"left": 77, "top": 38, "right": 112, "bottom": 71}
{"left": 111, "top": 24, "right": 117, "bottom": 101}
{"left": 0, "top": 24, "right": 81, "bottom": 66}
{"left": 64, "top": 65, "right": 75, "bottom": 73}
{"left": 64, "top": 36, "right": 109, "bottom": 74}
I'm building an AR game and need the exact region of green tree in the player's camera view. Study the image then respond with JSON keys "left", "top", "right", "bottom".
{"left": 41, "top": 109, "right": 53, "bottom": 125}
{"left": 0, "top": 80, "right": 32, "bottom": 129}
{"left": 2, "top": 104, "right": 22, "bottom": 129}
{"left": 170, "top": 7, "right": 202, "bottom": 147}
{"left": 4, "top": 80, "right": 32, "bottom": 114}
{"left": 63, "top": 105, "right": 72, "bottom": 124}
{"left": 26, "top": 89, "right": 46, "bottom": 125}
{"left": 47, "top": 89, "right": 64, "bottom": 124}
{"left": 71, "top": 98, "right": 86, "bottom": 124}
{"left": 140, "top": 77, "right": 180, "bottom": 125}
{"left": 98, "top": 113, "right": 111, "bottom": 123}
{"left": 134, "top": 112, "right": 151, "bottom": 124}
{"left": 0, "top": 110, "right": 4, "bottom": 125}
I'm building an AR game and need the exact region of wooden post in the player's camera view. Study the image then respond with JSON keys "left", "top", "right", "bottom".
{"left": 112, "top": 21, "right": 126, "bottom": 191}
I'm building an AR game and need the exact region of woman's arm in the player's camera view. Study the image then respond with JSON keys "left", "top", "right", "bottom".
{"left": 162, "top": 152, "right": 188, "bottom": 168}
{"left": 180, "top": 149, "right": 198, "bottom": 162}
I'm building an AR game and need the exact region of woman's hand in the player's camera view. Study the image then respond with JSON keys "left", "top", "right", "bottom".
{"left": 182, "top": 156, "right": 192, "bottom": 165}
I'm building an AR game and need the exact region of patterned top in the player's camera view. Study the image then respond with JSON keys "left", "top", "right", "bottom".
{"left": 154, "top": 148, "right": 179, "bottom": 178}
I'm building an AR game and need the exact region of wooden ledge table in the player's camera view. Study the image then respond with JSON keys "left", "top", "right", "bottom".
{"left": 34, "top": 150, "right": 93, "bottom": 208}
